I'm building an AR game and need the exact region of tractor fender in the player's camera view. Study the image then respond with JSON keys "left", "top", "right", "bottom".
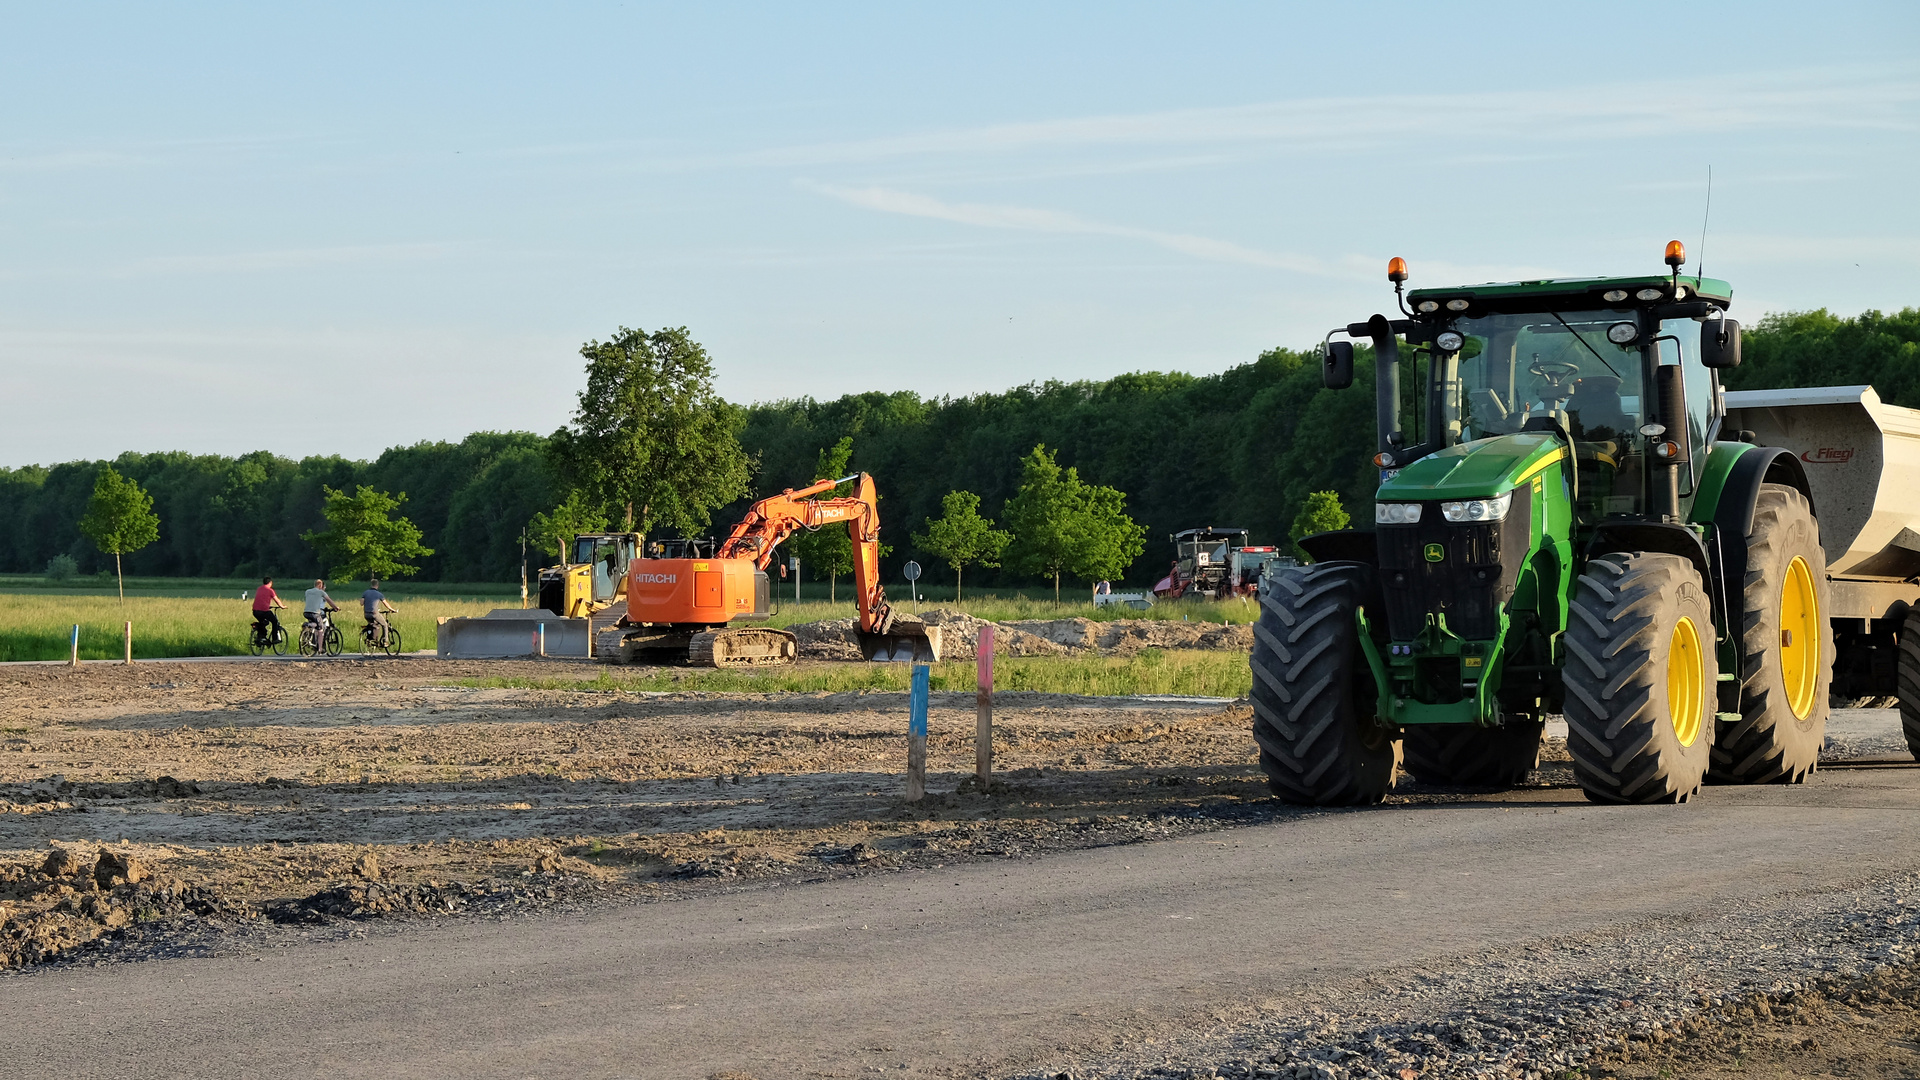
{"left": 1697, "top": 446, "right": 1816, "bottom": 637}
{"left": 1582, "top": 521, "right": 1714, "bottom": 605}
{"left": 1297, "top": 529, "right": 1379, "bottom": 566}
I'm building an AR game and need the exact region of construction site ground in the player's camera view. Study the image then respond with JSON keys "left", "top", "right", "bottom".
{"left": 4, "top": 656, "right": 1920, "bottom": 1078}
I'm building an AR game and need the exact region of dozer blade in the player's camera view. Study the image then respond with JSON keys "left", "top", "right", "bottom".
{"left": 858, "top": 624, "right": 943, "bottom": 663}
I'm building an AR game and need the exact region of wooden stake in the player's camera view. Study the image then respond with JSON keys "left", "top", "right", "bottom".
{"left": 906, "top": 663, "right": 929, "bottom": 801}
{"left": 975, "top": 625, "right": 994, "bottom": 785}
{"left": 123, "top": 621, "right": 132, "bottom": 665}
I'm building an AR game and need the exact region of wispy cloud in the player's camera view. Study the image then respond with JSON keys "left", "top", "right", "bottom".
{"left": 752, "top": 69, "right": 1918, "bottom": 168}
{"left": 806, "top": 182, "right": 1337, "bottom": 273}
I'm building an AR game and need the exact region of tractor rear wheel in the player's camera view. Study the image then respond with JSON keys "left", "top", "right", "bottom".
{"left": 1897, "top": 606, "right": 1920, "bottom": 761}
{"left": 1711, "top": 483, "right": 1831, "bottom": 784}
{"left": 1401, "top": 719, "right": 1544, "bottom": 787}
{"left": 1564, "top": 552, "right": 1716, "bottom": 804}
{"left": 1250, "top": 562, "right": 1399, "bottom": 806}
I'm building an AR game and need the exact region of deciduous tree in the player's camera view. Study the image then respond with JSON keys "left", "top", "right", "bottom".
{"left": 551, "top": 325, "right": 753, "bottom": 541}
{"left": 526, "top": 492, "right": 608, "bottom": 565}
{"left": 1289, "top": 490, "right": 1351, "bottom": 561}
{"left": 302, "top": 486, "right": 433, "bottom": 582}
{"left": 912, "top": 490, "right": 1010, "bottom": 601}
{"left": 78, "top": 465, "right": 160, "bottom": 602}
{"left": 1004, "top": 445, "right": 1145, "bottom": 605}
{"left": 788, "top": 437, "right": 855, "bottom": 603}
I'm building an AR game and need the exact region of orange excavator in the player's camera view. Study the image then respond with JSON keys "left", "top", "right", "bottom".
{"left": 596, "top": 472, "right": 942, "bottom": 667}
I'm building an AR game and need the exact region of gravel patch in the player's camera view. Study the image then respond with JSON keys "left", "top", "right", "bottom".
{"left": 1009, "top": 869, "right": 1920, "bottom": 1080}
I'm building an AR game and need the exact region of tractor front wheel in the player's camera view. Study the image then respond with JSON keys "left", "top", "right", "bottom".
{"left": 1250, "top": 562, "right": 1399, "bottom": 806}
{"left": 1564, "top": 552, "right": 1716, "bottom": 804}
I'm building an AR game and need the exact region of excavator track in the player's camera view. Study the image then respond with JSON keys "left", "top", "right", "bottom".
{"left": 689, "top": 628, "right": 799, "bottom": 668}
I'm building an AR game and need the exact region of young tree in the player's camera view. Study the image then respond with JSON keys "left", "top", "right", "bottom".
{"left": 526, "top": 492, "right": 608, "bottom": 564}
{"left": 1003, "top": 445, "right": 1145, "bottom": 605}
{"left": 787, "top": 437, "right": 855, "bottom": 603}
{"left": 1065, "top": 483, "right": 1147, "bottom": 588}
{"left": 78, "top": 465, "right": 161, "bottom": 602}
{"left": 1289, "top": 490, "right": 1352, "bottom": 561}
{"left": 302, "top": 486, "right": 434, "bottom": 582}
{"left": 550, "top": 325, "right": 754, "bottom": 540}
{"left": 912, "top": 490, "right": 1010, "bottom": 602}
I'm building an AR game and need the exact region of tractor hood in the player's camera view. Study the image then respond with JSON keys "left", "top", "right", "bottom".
{"left": 1378, "top": 432, "right": 1564, "bottom": 500}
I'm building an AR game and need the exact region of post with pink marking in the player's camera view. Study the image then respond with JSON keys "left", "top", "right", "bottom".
{"left": 975, "top": 625, "right": 994, "bottom": 785}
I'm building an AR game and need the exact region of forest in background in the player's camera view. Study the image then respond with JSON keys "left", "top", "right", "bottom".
{"left": 2, "top": 307, "right": 1914, "bottom": 589}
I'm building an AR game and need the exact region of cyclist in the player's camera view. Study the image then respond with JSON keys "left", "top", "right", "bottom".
{"left": 303, "top": 579, "right": 340, "bottom": 636}
{"left": 251, "top": 576, "right": 287, "bottom": 644}
{"left": 361, "top": 577, "right": 398, "bottom": 645}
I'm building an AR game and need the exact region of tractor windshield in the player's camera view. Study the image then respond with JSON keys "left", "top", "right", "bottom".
{"left": 1450, "top": 312, "right": 1646, "bottom": 444}
{"left": 1426, "top": 309, "right": 1713, "bottom": 520}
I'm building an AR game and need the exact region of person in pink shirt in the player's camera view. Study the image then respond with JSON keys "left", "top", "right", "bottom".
{"left": 251, "top": 576, "right": 287, "bottom": 641}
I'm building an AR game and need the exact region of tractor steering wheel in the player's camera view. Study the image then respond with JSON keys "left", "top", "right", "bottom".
{"left": 1527, "top": 359, "right": 1582, "bottom": 397}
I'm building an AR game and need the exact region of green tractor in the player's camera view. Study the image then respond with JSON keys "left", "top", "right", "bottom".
{"left": 1253, "top": 241, "right": 1835, "bottom": 805}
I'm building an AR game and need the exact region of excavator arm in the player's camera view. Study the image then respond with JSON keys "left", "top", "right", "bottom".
{"left": 718, "top": 473, "right": 935, "bottom": 657}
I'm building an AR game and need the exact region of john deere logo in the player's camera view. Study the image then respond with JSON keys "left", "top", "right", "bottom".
{"left": 1423, "top": 543, "right": 1445, "bottom": 563}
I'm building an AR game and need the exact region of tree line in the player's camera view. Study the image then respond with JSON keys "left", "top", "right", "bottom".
{"left": 2, "top": 306, "right": 1911, "bottom": 590}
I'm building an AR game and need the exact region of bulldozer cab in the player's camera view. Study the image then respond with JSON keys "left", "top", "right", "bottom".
{"left": 573, "top": 533, "right": 639, "bottom": 603}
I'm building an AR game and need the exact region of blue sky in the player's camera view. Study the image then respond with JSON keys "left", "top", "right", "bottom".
{"left": 3, "top": 2, "right": 1916, "bottom": 465}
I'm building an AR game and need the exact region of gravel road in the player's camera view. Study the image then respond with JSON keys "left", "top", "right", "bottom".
{"left": 3, "top": 710, "right": 1918, "bottom": 1079}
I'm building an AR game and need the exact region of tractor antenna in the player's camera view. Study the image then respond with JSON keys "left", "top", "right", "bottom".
{"left": 1696, "top": 165, "right": 1713, "bottom": 285}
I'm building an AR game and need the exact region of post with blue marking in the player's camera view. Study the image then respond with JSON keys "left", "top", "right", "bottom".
{"left": 906, "top": 663, "right": 929, "bottom": 801}
{"left": 69, "top": 624, "right": 80, "bottom": 667}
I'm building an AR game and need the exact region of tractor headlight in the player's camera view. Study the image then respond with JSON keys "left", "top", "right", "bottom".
{"left": 1635, "top": 287, "right": 1664, "bottom": 301}
{"left": 1603, "top": 288, "right": 1630, "bottom": 303}
{"left": 1606, "top": 321, "right": 1640, "bottom": 344}
{"left": 1416, "top": 300, "right": 1440, "bottom": 313}
{"left": 1440, "top": 491, "right": 1513, "bottom": 523}
{"left": 1375, "top": 502, "right": 1424, "bottom": 525}
{"left": 1435, "top": 330, "right": 1465, "bottom": 352}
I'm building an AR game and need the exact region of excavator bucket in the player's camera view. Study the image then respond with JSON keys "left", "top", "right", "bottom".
{"left": 858, "top": 620, "right": 943, "bottom": 663}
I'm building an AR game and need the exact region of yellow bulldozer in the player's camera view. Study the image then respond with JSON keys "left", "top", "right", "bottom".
{"left": 535, "top": 533, "right": 639, "bottom": 619}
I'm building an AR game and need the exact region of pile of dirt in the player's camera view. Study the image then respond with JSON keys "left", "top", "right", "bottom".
{"left": 0, "top": 849, "right": 251, "bottom": 967}
{"left": 789, "top": 610, "right": 1251, "bottom": 660}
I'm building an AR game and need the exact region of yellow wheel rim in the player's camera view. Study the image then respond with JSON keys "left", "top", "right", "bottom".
{"left": 1781, "top": 555, "right": 1820, "bottom": 719}
{"left": 1668, "top": 615, "right": 1705, "bottom": 747}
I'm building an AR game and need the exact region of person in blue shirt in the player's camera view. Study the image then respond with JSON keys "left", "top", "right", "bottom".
{"left": 362, "top": 578, "right": 398, "bottom": 642}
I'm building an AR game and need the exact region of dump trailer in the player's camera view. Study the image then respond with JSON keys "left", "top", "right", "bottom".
{"left": 1253, "top": 241, "right": 1911, "bottom": 806}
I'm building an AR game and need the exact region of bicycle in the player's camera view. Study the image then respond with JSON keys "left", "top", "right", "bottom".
{"left": 298, "top": 611, "right": 344, "bottom": 657}
{"left": 247, "top": 617, "right": 288, "bottom": 656}
{"left": 360, "top": 616, "right": 403, "bottom": 656}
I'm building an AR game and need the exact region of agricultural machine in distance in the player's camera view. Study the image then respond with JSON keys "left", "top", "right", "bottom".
{"left": 1153, "top": 527, "right": 1285, "bottom": 600}
{"left": 1254, "top": 241, "right": 1920, "bottom": 806}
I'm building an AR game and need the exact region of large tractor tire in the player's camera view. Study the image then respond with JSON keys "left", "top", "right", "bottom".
{"left": 1401, "top": 719, "right": 1544, "bottom": 787}
{"left": 1250, "top": 562, "right": 1399, "bottom": 806}
{"left": 1710, "top": 484, "right": 1831, "bottom": 784}
{"left": 1897, "top": 606, "right": 1920, "bottom": 761}
{"left": 1564, "top": 552, "right": 1716, "bottom": 804}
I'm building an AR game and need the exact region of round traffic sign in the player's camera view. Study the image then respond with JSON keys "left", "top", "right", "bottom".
{"left": 902, "top": 560, "right": 922, "bottom": 581}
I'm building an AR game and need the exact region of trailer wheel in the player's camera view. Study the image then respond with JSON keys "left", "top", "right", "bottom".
{"left": 1250, "top": 562, "right": 1399, "bottom": 806}
{"left": 1400, "top": 719, "right": 1544, "bottom": 787}
{"left": 1896, "top": 607, "right": 1920, "bottom": 761}
{"left": 1564, "top": 552, "right": 1716, "bottom": 803}
{"left": 1710, "top": 484, "right": 1831, "bottom": 784}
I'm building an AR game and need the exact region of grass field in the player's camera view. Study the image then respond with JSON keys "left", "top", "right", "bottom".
{"left": 455, "top": 647, "right": 1252, "bottom": 698}
{"left": 764, "top": 593, "right": 1256, "bottom": 628}
{"left": 0, "top": 581, "right": 1255, "bottom": 661}
{"left": 0, "top": 593, "right": 502, "bottom": 661}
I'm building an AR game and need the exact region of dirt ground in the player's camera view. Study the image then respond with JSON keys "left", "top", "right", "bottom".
{"left": 1587, "top": 960, "right": 1920, "bottom": 1079}
{"left": 0, "top": 655, "right": 1580, "bottom": 973}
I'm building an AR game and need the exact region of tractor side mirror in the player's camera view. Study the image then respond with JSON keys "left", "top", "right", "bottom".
{"left": 1701, "top": 318, "right": 1742, "bottom": 369}
{"left": 1324, "top": 340, "right": 1355, "bottom": 389}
